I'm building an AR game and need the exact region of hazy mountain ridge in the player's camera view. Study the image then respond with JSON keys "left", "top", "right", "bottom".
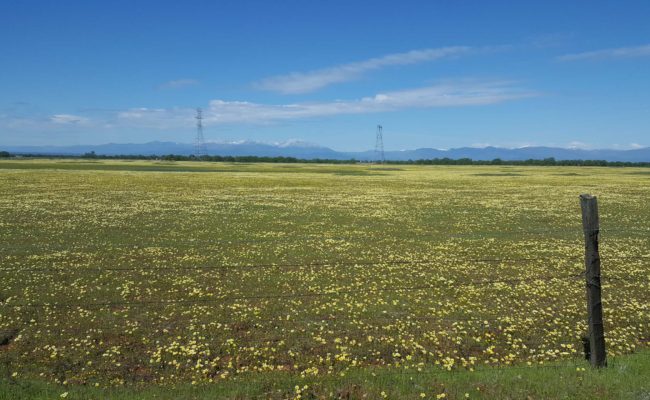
{"left": 4, "top": 141, "right": 650, "bottom": 162}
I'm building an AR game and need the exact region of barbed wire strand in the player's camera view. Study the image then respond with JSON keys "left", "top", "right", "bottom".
{"left": 0, "top": 255, "right": 588, "bottom": 274}
{"left": 0, "top": 273, "right": 617, "bottom": 309}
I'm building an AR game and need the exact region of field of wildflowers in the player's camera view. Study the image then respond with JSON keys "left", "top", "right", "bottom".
{"left": 0, "top": 159, "right": 648, "bottom": 398}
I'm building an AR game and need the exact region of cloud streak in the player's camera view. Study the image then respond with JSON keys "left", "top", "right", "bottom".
{"left": 117, "top": 81, "right": 534, "bottom": 128}
{"left": 158, "top": 79, "right": 199, "bottom": 89}
{"left": 50, "top": 114, "right": 89, "bottom": 124}
{"left": 255, "top": 47, "right": 473, "bottom": 94}
{"left": 558, "top": 44, "right": 650, "bottom": 61}
{"left": 1, "top": 81, "right": 533, "bottom": 133}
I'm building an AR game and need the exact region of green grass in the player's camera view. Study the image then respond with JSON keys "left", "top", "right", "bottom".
{"left": 0, "top": 159, "right": 383, "bottom": 175}
{"left": 2, "top": 352, "right": 649, "bottom": 399}
{"left": 0, "top": 159, "right": 648, "bottom": 398}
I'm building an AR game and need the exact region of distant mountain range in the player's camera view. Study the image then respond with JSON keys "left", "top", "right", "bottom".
{"left": 4, "top": 141, "right": 650, "bottom": 162}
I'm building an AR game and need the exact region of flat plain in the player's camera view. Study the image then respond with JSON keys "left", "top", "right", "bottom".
{"left": 0, "top": 159, "right": 649, "bottom": 399}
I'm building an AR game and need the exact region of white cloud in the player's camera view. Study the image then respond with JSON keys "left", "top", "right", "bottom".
{"left": 558, "top": 44, "right": 650, "bottom": 61}
{"left": 116, "top": 107, "right": 193, "bottom": 129}
{"left": 2, "top": 81, "right": 531, "bottom": 135}
{"left": 158, "top": 79, "right": 199, "bottom": 89}
{"left": 611, "top": 142, "right": 647, "bottom": 150}
{"left": 567, "top": 141, "right": 591, "bottom": 149}
{"left": 116, "top": 81, "right": 534, "bottom": 127}
{"left": 50, "top": 114, "right": 89, "bottom": 124}
{"left": 255, "top": 46, "right": 473, "bottom": 94}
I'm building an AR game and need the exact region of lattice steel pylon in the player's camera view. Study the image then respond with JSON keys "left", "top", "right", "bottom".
{"left": 374, "top": 124, "right": 385, "bottom": 164}
{"left": 194, "top": 108, "right": 207, "bottom": 157}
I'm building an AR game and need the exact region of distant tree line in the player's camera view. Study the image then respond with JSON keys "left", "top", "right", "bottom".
{"left": 1, "top": 150, "right": 649, "bottom": 167}
{"left": 401, "top": 157, "right": 650, "bottom": 167}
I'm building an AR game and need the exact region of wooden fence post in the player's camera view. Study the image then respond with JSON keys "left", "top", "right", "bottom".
{"left": 580, "top": 194, "right": 607, "bottom": 368}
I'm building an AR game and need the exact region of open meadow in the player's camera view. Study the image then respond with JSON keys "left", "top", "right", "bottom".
{"left": 1, "top": 159, "right": 649, "bottom": 399}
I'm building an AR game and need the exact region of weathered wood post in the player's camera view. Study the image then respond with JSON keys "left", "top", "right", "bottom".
{"left": 580, "top": 194, "right": 607, "bottom": 368}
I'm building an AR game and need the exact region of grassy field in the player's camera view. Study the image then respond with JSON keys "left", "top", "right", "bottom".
{"left": 1, "top": 159, "right": 649, "bottom": 398}
{"left": 2, "top": 352, "right": 650, "bottom": 399}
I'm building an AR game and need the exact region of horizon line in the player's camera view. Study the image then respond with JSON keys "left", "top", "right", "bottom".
{"left": 1, "top": 141, "right": 648, "bottom": 153}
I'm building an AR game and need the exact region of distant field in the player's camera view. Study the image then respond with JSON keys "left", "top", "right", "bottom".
{"left": 1, "top": 159, "right": 649, "bottom": 398}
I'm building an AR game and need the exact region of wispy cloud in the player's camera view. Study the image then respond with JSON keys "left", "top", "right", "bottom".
{"left": 117, "top": 81, "right": 534, "bottom": 127}
{"left": 50, "top": 114, "right": 89, "bottom": 124}
{"left": 611, "top": 142, "right": 647, "bottom": 150}
{"left": 1, "top": 81, "right": 533, "bottom": 134}
{"left": 255, "top": 46, "right": 473, "bottom": 94}
{"left": 558, "top": 44, "right": 650, "bottom": 61}
{"left": 527, "top": 33, "right": 573, "bottom": 49}
{"left": 158, "top": 78, "right": 199, "bottom": 90}
{"left": 567, "top": 140, "right": 591, "bottom": 149}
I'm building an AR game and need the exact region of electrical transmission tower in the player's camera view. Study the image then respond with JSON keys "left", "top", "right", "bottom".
{"left": 374, "top": 124, "right": 385, "bottom": 164}
{"left": 194, "top": 108, "right": 207, "bottom": 157}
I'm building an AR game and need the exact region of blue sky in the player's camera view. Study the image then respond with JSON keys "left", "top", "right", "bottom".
{"left": 1, "top": 1, "right": 649, "bottom": 151}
